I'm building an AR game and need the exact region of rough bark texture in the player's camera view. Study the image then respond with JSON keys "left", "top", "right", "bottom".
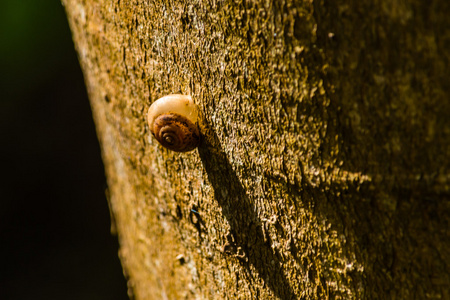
{"left": 63, "top": 0, "right": 449, "bottom": 299}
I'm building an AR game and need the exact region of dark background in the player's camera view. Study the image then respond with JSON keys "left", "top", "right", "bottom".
{"left": 0, "top": 1, "right": 129, "bottom": 299}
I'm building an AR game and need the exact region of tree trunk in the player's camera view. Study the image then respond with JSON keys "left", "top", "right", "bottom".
{"left": 63, "top": 0, "right": 449, "bottom": 299}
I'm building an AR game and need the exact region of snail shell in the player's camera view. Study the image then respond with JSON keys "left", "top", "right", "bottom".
{"left": 147, "top": 94, "right": 200, "bottom": 152}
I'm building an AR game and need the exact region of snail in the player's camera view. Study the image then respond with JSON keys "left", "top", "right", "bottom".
{"left": 147, "top": 94, "right": 200, "bottom": 152}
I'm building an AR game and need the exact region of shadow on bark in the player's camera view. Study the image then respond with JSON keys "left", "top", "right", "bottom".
{"left": 198, "top": 127, "right": 297, "bottom": 300}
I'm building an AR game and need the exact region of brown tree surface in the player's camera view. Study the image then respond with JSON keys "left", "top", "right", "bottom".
{"left": 63, "top": 0, "right": 449, "bottom": 299}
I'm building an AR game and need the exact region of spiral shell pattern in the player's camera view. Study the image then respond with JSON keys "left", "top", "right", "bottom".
{"left": 147, "top": 94, "right": 200, "bottom": 152}
{"left": 151, "top": 113, "right": 200, "bottom": 152}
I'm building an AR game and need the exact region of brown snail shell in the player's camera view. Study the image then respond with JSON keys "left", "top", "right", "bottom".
{"left": 147, "top": 94, "right": 200, "bottom": 152}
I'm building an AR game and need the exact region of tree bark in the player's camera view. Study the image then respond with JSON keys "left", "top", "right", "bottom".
{"left": 63, "top": 0, "right": 449, "bottom": 299}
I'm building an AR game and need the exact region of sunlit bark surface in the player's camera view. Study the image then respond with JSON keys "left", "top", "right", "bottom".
{"left": 64, "top": 0, "right": 449, "bottom": 298}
